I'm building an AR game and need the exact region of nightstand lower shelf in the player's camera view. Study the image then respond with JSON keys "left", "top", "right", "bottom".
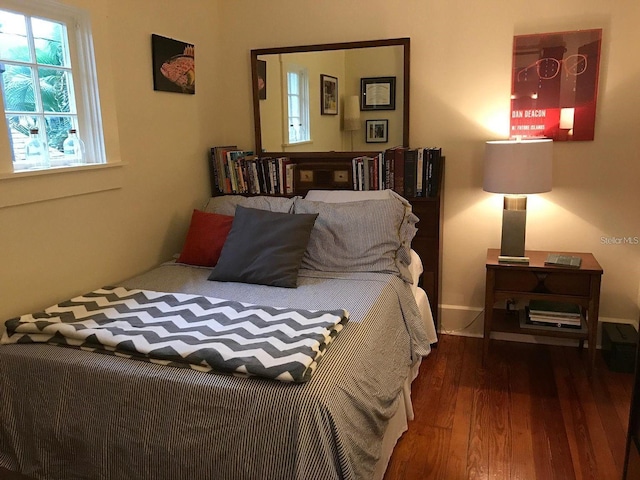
{"left": 491, "top": 309, "right": 588, "bottom": 344}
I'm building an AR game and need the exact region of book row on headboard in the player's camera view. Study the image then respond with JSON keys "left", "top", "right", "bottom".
{"left": 209, "top": 145, "right": 293, "bottom": 196}
{"left": 351, "top": 146, "right": 443, "bottom": 198}
{"left": 209, "top": 145, "right": 443, "bottom": 199}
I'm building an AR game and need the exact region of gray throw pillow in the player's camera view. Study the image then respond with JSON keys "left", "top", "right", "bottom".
{"left": 208, "top": 206, "right": 318, "bottom": 288}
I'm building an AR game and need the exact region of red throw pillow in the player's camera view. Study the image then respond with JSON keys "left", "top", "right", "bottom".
{"left": 177, "top": 210, "right": 234, "bottom": 267}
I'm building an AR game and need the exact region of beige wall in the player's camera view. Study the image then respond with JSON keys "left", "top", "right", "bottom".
{"left": 1, "top": 0, "right": 638, "bottom": 334}
{"left": 216, "top": 0, "right": 640, "bottom": 331}
{"left": 344, "top": 45, "right": 404, "bottom": 150}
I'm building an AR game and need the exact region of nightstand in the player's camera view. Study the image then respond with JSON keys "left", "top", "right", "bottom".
{"left": 483, "top": 248, "right": 603, "bottom": 371}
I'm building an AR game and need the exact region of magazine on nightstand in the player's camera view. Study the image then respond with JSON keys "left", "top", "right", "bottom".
{"left": 544, "top": 253, "right": 582, "bottom": 268}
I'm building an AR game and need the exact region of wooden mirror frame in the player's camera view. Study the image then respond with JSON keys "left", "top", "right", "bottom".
{"left": 250, "top": 38, "right": 410, "bottom": 157}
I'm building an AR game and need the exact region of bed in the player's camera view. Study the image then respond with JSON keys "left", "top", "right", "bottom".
{"left": 0, "top": 191, "right": 437, "bottom": 480}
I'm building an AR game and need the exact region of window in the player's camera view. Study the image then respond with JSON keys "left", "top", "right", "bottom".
{"left": 285, "top": 66, "right": 310, "bottom": 144}
{"left": 0, "top": 0, "right": 105, "bottom": 173}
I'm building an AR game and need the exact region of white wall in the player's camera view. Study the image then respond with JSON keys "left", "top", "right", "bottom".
{"left": 215, "top": 0, "right": 640, "bottom": 331}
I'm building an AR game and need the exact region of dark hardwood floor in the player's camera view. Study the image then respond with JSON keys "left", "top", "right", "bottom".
{"left": 0, "top": 470, "right": 26, "bottom": 480}
{"left": 1, "top": 334, "right": 632, "bottom": 480}
{"left": 384, "top": 334, "right": 634, "bottom": 480}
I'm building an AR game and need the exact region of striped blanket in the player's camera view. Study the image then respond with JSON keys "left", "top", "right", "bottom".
{"left": 1, "top": 287, "right": 349, "bottom": 383}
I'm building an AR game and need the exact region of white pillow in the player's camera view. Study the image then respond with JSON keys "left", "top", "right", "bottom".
{"left": 304, "top": 189, "right": 394, "bottom": 203}
{"left": 203, "top": 195, "right": 296, "bottom": 216}
{"left": 408, "top": 249, "right": 424, "bottom": 294}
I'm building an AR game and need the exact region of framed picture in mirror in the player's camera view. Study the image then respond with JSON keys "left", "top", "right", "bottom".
{"left": 365, "top": 119, "right": 389, "bottom": 143}
{"left": 361, "top": 77, "right": 396, "bottom": 111}
{"left": 256, "top": 60, "right": 267, "bottom": 100}
{"left": 321, "top": 74, "right": 338, "bottom": 115}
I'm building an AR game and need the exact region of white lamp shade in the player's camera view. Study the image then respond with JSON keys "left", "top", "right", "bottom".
{"left": 343, "top": 95, "right": 361, "bottom": 131}
{"left": 483, "top": 139, "right": 553, "bottom": 194}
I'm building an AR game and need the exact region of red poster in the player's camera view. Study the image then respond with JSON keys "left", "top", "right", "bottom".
{"left": 510, "top": 29, "right": 602, "bottom": 141}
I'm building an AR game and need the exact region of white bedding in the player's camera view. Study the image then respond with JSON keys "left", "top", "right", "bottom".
{"left": 408, "top": 248, "right": 424, "bottom": 295}
{"left": 415, "top": 286, "right": 438, "bottom": 345}
{"left": 408, "top": 248, "right": 437, "bottom": 345}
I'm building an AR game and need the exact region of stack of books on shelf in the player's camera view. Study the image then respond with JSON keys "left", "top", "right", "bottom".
{"left": 351, "top": 146, "right": 444, "bottom": 198}
{"left": 351, "top": 154, "right": 384, "bottom": 191}
{"left": 209, "top": 146, "right": 295, "bottom": 195}
{"left": 415, "top": 146, "right": 444, "bottom": 198}
{"left": 521, "top": 300, "right": 586, "bottom": 332}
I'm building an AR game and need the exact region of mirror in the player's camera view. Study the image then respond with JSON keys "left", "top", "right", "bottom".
{"left": 251, "top": 38, "right": 409, "bottom": 155}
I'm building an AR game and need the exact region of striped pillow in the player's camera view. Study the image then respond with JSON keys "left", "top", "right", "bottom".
{"left": 293, "top": 195, "right": 417, "bottom": 282}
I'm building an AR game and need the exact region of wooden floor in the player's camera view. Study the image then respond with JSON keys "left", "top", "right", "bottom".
{"left": 1, "top": 334, "right": 633, "bottom": 480}
{"left": 384, "top": 334, "right": 634, "bottom": 480}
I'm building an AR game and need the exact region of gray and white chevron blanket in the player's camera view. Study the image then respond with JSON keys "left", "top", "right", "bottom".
{"left": 0, "top": 286, "right": 349, "bottom": 383}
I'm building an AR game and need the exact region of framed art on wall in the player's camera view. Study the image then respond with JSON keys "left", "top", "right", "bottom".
{"left": 360, "top": 77, "right": 396, "bottom": 111}
{"left": 321, "top": 74, "right": 338, "bottom": 115}
{"left": 365, "top": 119, "right": 389, "bottom": 143}
{"left": 256, "top": 60, "right": 267, "bottom": 100}
{"left": 510, "top": 28, "right": 602, "bottom": 141}
{"left": 151, "top": 34, "right": 195, "bottom": 94}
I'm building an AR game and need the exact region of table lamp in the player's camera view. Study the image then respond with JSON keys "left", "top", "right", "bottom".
{"left": 483, "top": 138, "right": 553, "bottom": 264}
{"left": 343, "top": 95, "right": 361, "bottom": 150}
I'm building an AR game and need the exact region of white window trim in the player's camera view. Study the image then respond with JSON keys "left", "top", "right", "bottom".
{"left": 0, "top": 162, "right": 124, "bottom": 208}
{"left": 281, "top": 140, "right": 312, "bottom": 148}
{"left": 0, "top": 0, "right": 122, "bottom": 207}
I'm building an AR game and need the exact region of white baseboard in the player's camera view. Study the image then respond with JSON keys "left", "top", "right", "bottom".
{"left": 438, "top": 304, "right": 484, "bottom": 337}
{"left": 439, "top": 304, "right": 639, "bottom": 348}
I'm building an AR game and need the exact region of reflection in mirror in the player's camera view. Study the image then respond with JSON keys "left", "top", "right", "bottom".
{"left": 251, "top": 39, "right": 409, "bottom": 154}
